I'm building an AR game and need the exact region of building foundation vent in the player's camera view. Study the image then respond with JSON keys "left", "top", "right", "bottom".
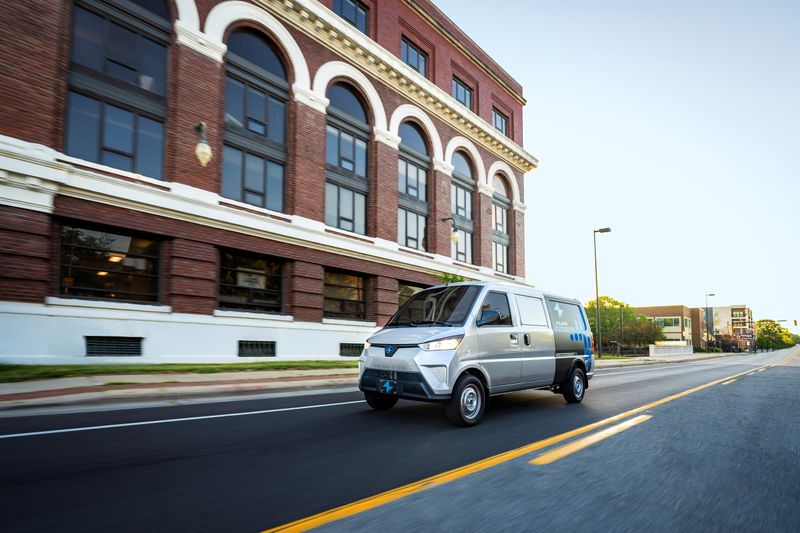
{"left": 238, "top": 341, "right": 276, "bottom": 357}
{"left": 339, "top": 343, "right": 363, "bottom": 357}
{"left": 85, "top": 336, "right": 143, "bottom": 357}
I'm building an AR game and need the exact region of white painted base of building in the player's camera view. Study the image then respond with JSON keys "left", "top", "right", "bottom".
{"left": 0, "top": 299, "right": 377, "bottom": 364}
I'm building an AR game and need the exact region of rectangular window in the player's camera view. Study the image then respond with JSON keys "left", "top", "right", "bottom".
{"left": 398, "top": 208, "right": 427, "bottom": 251}
{"left": 451, "top": 229, "right": 472, "bottom": 263}
{"left": 221, "top": 145, "right": 284, "bottom": 212}
{"left": 493, "top": 203, "right": 508, "bottom": 234}
{"left": 326, "top": 124, "right": 368, "bottom": 178}
{"left": 493, "top": 242, "right": 508, "bottom": 273}
{"left": 655, "top": 317, "right": 681, "bottom": 328}
{"left": 685, "top": 317, "right": 692, "bottom": 329}
{"left": 219, "top": 250, "right": 282, "bottom": 313}
{"left": 325, "top": 182, "right": 366, "bottom": 234}
{"left": 401, "top": 37, "right": 428, "bottom": 77}
{"left": 516, "top": 296, "right": 548, "bottom": 327}
{"left": 66, "top": 92, "right": 164, "bottom": 179}
{"left": 492, "top": 108, "right": 509, "bottom": 136}
{"left": 451, "top": 183, "right": 472, "bottom": 220}
{"left": 324, "top": 271, "right": 366, "bottom": 320}
{"left": 71, "top": 6, "right": 167, "bottom": 96}
{"left": 451, "top": 77, "right": 473, "bottom": 110}
{"left": 398, "top": 158, "right": 427, "bottom": 200}
{"left": 333, "top": 0, "right": 368, "bottom": 35}
{"left": 224, "top": 75, "right": 286, "bottom": 145}
{"left": 546, "top": 300, "right": 587, "bottom": 330}
{"left": 60, "top": 225, "right": 160, "bottom": 303}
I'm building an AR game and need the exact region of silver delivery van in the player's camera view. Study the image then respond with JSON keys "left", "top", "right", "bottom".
{"left": 358, "top": 281, "right": 594, "bottom": 426}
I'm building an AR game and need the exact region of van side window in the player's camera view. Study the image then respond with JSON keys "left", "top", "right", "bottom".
{"left": 479, "top": 291, "right": 513, "bottom": 326}
{"left": 516, "top": 296, "right": 548, "bottom": 326}
{"left": 546, "top": 300, "right": 587, "bottom": 330}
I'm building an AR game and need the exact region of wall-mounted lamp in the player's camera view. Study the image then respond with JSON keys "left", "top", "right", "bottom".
{"left": 194, "top": 122, "right": 212, "bottom": 167}
{"left": 442, "top": 217, "right": 460, "bottom": 244}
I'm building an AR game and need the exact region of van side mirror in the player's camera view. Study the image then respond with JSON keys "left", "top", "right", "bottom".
{"left": 477, "top": 309, "right": 501, "bottom": 327}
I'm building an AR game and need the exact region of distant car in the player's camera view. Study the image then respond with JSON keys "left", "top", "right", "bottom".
{"left": 358, "top": 281, "right": 594, "bottom": 426}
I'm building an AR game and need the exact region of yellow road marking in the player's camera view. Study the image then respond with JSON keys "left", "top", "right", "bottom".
{"left": 530, "top": 415, "right": 652, "bottom": 465}
{"left": 722, "top": 379, "right": 737, "bottom": 385}
{"left": 264, "top": 349, "right": 800, "bottom": 532}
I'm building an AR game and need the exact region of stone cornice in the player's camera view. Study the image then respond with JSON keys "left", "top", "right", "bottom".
{"left": 253, "top": 0, "right": 539, "bottom": 173}
{"left": 401, "top": 0, "right": 525, "bottom": 106}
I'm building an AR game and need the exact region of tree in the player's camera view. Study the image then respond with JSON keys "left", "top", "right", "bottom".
{"left": 586, "top": 296, "right": 637, "bottom": 346}
{"left": 585, "top": 296, "right": 664, "bottom": 349}
{"left": 755, "top": 319, "right": 795, "bottom": 350}
{"left": 623, "top": 318, "right": 666, "bottom": 348}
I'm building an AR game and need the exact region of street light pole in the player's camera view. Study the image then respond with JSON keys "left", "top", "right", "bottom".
{"left": 620, "top": 304, "right": 624, "bottom": 355}
{"left": 705, "top": 293, "right": 715, "bottom": 350}
{"left": 593, "top": 228, "right": 611, "bottom": 358}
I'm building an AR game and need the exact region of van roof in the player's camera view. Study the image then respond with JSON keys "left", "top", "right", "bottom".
{"left": 428, "top": 281, "right": 583, "bottom": 306}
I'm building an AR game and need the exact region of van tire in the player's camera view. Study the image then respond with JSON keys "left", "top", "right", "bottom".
{"left": 563, "top": 366, "right": 586, "bottom": 404}
{"left": 364, "top": 391, "right": 398, "bottom": 410}
{"left": 446, "top": 374, "right": 486, "bottom": 427}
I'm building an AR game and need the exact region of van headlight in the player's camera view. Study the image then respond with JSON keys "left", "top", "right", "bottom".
{"left": 419, "top": 336, "right": 463, "bottom": 351}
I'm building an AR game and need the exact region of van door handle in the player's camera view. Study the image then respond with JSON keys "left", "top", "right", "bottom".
{"left": 510, "top": 333, "right": 519, "bottom": 346}
{"left": 524, "top": 334, "right": 531, "bottom": 346}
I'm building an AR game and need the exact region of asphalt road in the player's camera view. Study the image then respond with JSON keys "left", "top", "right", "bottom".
{"left": 1, "top": 349, "right": 798, "bottom": 532}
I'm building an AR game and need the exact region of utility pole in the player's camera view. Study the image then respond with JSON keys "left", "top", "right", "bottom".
{"left": 620, "top": 304, "right": 624, "bottom": 355}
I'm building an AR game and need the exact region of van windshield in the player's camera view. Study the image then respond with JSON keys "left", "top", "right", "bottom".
{"left": 386, "top": 285, "right": 480, "bottom": 327}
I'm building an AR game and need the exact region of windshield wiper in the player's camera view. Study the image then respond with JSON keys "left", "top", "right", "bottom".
{"left": 410, "top": 320, "right": 452, "bottom": 327}
{"left": 385, "top": 322, "right": 417, "bottom": 328}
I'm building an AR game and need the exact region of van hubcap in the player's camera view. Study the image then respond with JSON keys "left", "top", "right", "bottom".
{"left": 574, "top": 374, "right": 584, "bottom": 397}
{"left": 461, "top": 384, "right": 481, "bottom": 419}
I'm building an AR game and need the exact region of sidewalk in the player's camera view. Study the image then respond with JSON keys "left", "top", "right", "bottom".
{"left": 0, "top": 352, "right": 742, "bottom": 413}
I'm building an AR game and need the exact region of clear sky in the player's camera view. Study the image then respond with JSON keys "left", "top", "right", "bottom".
{"left": 433, "top": 0, "right": 800, "bottom": 333}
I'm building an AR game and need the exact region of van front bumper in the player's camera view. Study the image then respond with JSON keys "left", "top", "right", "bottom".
{"left": 358, "top": 368, "right": 451, "bottom": 402}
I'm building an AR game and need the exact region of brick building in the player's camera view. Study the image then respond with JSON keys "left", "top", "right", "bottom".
{"left": 0, "top": 0, "right": 537, "bottom": 361}
{"left": 633, "top": 305, "right": 707, "bottom": 348}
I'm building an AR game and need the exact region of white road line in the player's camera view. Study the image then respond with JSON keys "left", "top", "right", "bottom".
{"left": 0, "top": 400, "right": 365, "bottom": 440}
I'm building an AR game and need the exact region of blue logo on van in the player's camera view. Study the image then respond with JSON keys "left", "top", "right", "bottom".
{"left": 385, "top": 345, "right": 398, "bottom": 357}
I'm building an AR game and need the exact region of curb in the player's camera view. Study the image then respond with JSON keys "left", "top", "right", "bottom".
{"left": 0, "top": 378, "right": 359, "bottom": 414}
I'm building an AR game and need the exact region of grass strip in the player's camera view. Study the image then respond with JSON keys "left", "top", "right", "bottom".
{"left": 0, "top": 360, "right": 359, "bottom": 383}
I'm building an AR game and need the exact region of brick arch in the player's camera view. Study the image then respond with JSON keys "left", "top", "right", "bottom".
{"left": 312, "top": 61, "right": 388, "bottom": 132}
{"left": 486, "top": 160, "right": 520, "bottom": 204}
{"left": 444, "top": 136, "right": 485, "bottom": 185}
{"left": 204, "top": 0, "right": 310, "bottom": 91}
{"left": 388, "top": 104, "right": 443, "bottom": 162}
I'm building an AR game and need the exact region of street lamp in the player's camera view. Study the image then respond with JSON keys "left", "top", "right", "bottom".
{"left": 705, "top": 293, "right": 715, "bottom": 350}
{"left": 593, "top": 227, "right": 611, "bottom": 358}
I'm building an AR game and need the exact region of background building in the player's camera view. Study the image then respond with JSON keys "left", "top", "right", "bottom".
{"left": 634, "top": 305, "right": 704, "bottom": 347}
{"left": 710, "top": 305, "right": 754, "bottom": 350}
{"left": 0, "top": 0, "right": 537, "bottom": 362}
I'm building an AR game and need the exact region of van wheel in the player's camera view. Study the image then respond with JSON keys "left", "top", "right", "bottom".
{"left": 446, "top": 374, "right": 486, "bottom": 427}
{"left": 563, "top": 366, "right": 586, "bottom": 404}
{"left": 364, "top": 391, "right": 398, "bottom": 410}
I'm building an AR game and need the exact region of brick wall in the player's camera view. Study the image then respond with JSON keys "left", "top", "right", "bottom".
{"left": 0, "top": 206, "right": 51, "bottom": 303}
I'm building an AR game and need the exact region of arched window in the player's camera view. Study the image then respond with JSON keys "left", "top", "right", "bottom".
{"left": 492, "top": 174, "right": 512, "bottom": 273}
{"left": 324, "top": 82, "right": 369, "bottom": 234}
{"left": 65, "top": 0, "right": 170, "bottom": 180}
{"left": 221, "top": 28, "right": 288, "bottom": 213}
{"left": 450, "top": 151, "right": 474, "bottom": 263}
{"left": 397, "top": 122, "right": 429, "bottom": 251}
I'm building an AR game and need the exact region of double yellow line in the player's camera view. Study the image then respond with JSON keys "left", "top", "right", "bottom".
{"left": 266, "top": 349, "right": 798, "bottom": 532}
